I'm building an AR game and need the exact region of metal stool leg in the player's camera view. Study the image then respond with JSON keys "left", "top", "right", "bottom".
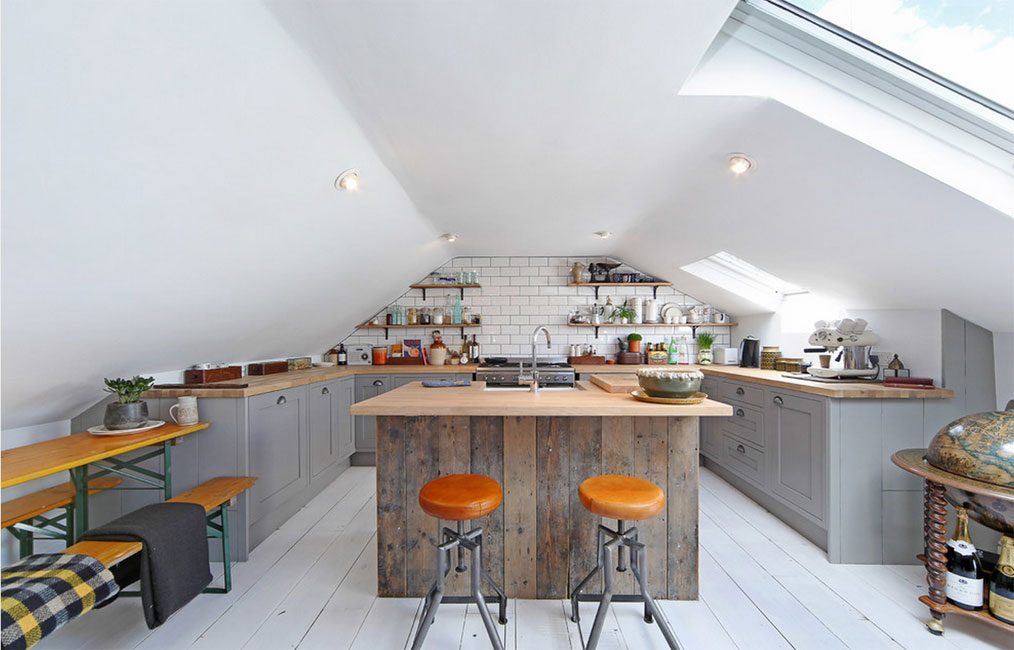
{"left": 630, "top": 541, "right": 680, "bottom": 650}
{"left": 584, "top": 537, "right": 618, "bottom": 650}
{"left": 570, "top": 525, "right": 606, "bottom": 623}
{"left": 411, "top": 539, "right": 451, "bottom": 650}
{"left": 470, "top": 536, "right": 505, "bottom": 650}
{"left": 483, "top": 568, "right": 509, "bottom": 625}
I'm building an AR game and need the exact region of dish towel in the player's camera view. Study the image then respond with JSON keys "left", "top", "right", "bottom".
{"left": 1, "top": 553, "right": 119, "bottom": 650}
{"left": 80, "top": 502, "right": 211, "bottom": 629}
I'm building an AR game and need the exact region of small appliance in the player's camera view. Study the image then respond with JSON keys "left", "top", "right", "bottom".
{"left": 714, "top": 346, "right": 739, "bottom": 365}
{"left": 348, "top": 345, "right": 373, "bottom": 365}
{"left": 804, "top": 319, "right": 880, "bottom": 380}
{"left": 739, "top": 337, "right": 760, "bottom": 368}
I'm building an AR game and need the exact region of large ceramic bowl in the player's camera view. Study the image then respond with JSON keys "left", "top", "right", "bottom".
{"left": 636, "top": 368, "right": 703, "bottom": 398}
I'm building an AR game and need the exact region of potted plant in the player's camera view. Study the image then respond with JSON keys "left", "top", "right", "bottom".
{"left": 696, "top": 332, "right": 715, "bottom": 365}
{"left": 103, "top": 376, "right": 155, "bottom": 430}
{"left": 627, "top": 332, "right": 643, "bottom": 353}
{"left": 613, "top": 305, "right": 635, "bottom": 324}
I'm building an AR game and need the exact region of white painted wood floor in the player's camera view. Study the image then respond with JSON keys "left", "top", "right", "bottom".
{"left": 37, "top": 466, "right": 1009, "bottom": 650}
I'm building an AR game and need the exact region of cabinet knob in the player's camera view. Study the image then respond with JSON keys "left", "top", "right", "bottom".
{"left": 277, "top": 396, "right": 287, "bottom": 405}
{"left": 736, "top": 387, "right": 745, "bottom": 396}
{"left": 373, "top": 380, "right": 384, "bottom": 387}
{"left": 736, "top": 444, "right": 746, "bottom": 454}
{"left": 322, "top": 387, "right": 330, "bottom": 395}
{"left": 773, "top": 395, "right": 784, "bottom": 406}
{"left": 736, "top": 408, "right": 745, "bottom": 417}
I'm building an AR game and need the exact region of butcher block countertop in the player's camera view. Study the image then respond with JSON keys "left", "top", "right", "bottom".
{"left": 145, "top": 364, "right": 479, "bottom": 398}
{"left": 145, "top": 362, "right": 953, "bottom": 400}
{"left": 350, "top": 380, "right": 732, "bottom": 417}
{"left": 578, "top": 364, "right": 954, "bottom": 399}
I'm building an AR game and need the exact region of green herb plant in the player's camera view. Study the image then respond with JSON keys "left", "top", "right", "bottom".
{"left": 696, "top": 332, "right": 715, "bottom": 350}
{"left": 627, "top": 332, "right": 643, "bottom": 342}
{"left": 104, "top": 376, "right": 155, "bottom": 404}
{"left": 613, "top": 305, "right": 636, "bottom": 322}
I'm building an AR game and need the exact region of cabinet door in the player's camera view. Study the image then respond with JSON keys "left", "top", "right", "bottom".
{"left": 699, "top": 377, "right": 722, "bottom": 459}
{"left": 336, "top": 377, "right": 355, "bottom": 459}
{"left": 309, "top": 381, "right": 339, "bottom": 478}
{"left": 248, "top": 388, "right": 308, "bottom": 522}
{"left": 354, "top": 376, "right": 389, "bottom": 452}
{"left": 765, "top": 391, "right": 825, "bottom": 521}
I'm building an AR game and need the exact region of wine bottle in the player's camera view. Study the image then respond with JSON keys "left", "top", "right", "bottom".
{"left": 337, "top": 344, "right": 347, "bottom": 366}
{"left": 947, "top": 538, "right": 985, "bottom": 610}
{"left": 989, "top": 536, "right": 1014, "bottom": 624}
{"left": 459, "top": 337, "right": 470, "bottom": 364}
{"left": 470, "top": 335, "right": 481, "bottom": 364}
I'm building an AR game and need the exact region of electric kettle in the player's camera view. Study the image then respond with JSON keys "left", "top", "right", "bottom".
{"left": 739, "top": 337, "right": 760, "bottom": 368}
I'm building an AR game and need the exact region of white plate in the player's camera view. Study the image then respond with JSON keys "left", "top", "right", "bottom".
{"left": 87, "top": 420, "right": 166, "bottom": 436}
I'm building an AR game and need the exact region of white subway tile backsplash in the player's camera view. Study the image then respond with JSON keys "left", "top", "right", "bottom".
{"left": 340, "top": 255, "right": 730, "bottom": 360}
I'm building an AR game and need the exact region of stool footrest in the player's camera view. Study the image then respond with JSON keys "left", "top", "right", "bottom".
{"left": 437, "top": 594, "right": 505, "bottom": 605}
{"left": 575, "top": 593, "right": 649, "bottom": 603}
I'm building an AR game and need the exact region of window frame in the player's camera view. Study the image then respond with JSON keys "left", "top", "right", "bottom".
{"left": 736, "top": 0, "right": 1014, "bottom": 154}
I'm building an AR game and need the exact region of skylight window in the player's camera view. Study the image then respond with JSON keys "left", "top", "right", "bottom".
{"left": 681, "top": 252, "right": 805, "bottom": 311}
{"left": 761, "top": 0, "right": 1013, "bottom": 116}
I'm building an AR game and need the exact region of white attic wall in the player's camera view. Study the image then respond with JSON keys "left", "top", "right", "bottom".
{"left": 1, "top": 0, "right": 450, "bottom": 429}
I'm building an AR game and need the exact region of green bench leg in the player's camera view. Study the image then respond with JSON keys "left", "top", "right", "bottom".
{"left": 203, "top": 504, "right": 232, "bottom": 594}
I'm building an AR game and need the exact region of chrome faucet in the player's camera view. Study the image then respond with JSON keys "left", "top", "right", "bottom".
{"left": 520, "top": 326, "right": 552, "bottom": 392}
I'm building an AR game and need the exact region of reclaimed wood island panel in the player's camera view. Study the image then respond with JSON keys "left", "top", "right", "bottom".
{"left": 351, "top": 381, "right": 732, "bottom": 600}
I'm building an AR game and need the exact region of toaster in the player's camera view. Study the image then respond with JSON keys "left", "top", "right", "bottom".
{"left": 714, "top": 346, "right": 739, "bottom": 365}
{"left": 348, "top": 345, "right": 373, "bottom": 365}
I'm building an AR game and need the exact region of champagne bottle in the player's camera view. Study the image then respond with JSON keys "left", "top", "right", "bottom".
{"left": 459, "top": 337, "right": 470, "bottom": 364}
{"left": 989, "top": 536, "right": 1014, "bottom": 624}
{"left": 946, "top": 509, "right": 984, "bottom": 610}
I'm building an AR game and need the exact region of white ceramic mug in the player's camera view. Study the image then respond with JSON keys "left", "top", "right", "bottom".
{"left": 170, "top": 396, "right": 199, "bottom": 425}
{"left": 715, "top": 312, "right": 728, "bottom": 323}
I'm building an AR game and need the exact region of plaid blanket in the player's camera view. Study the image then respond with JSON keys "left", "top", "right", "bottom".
{"left": 1, "top": 553, "right": 119, "bottom": 650}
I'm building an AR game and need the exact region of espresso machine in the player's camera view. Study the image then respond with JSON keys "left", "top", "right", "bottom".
{"left": 805, "top": 319, "right": 880, "bottom": 380}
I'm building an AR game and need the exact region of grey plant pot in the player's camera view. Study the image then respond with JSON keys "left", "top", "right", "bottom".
{"left": 104, "top": 401, "right": 149, "bottom": 430}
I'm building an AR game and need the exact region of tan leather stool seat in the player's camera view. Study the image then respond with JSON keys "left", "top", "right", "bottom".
{"left": 578, "top": 475, "right": 665, "bottom": 520}
{"left": 419, "top": 474, "right": 503, "bottom": 521}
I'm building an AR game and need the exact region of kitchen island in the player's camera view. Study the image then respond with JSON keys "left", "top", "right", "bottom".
{"left": 351, "top": 380, "right": 732, "bottom": 600}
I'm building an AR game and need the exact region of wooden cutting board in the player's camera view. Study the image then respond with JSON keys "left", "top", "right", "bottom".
{"left": 589, "top": 374, "right": 639, "bottom": 393}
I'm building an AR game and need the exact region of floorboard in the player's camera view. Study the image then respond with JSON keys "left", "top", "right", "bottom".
{"left": 31, "top": 466, "right": 1010, "bottom": 650}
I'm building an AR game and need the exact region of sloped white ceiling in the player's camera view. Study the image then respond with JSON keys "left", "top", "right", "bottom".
{"left": 266, "top": 0, "right": 1014, "bottom": 330}
{"left": 1, "top": 1, "right": 450, "bottom": 428}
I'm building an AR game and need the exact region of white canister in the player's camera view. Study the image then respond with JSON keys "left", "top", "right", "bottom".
{"left": 644, "top": 298, "right": 659, "bottom": 323}
{"left": 170, "top": 396, "right": 199, "bottom": 425}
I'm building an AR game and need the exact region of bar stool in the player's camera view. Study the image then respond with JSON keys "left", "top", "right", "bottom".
{"left": 411, "top": 473, "right": 508, "bottom": 650}
{"left": 570, "top": 474, "right": 681, "bottom": 650}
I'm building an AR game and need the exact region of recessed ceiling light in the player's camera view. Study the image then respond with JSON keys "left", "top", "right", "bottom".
{"left": 727, "top": 153, "right": 753, "bottom": 175}
{"left": 441, "top": 233, "right": 459, "bottom": 242}
{"left": 335, "top": 168, "right": 360, "bottom": 191}
{"left": 593, "top": 230, "right": 613, "bottom": 239}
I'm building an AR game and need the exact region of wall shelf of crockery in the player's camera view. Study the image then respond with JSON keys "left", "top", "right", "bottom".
{"left": 567, "top": 322, "right": 737, "bottom": 338}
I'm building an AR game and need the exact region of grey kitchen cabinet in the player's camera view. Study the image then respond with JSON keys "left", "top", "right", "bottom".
{"left": 354, "top": 375, "right": 390, "bottom": 454}
{"left": 309, "top": 379, "right": 341, "bottom": 479}
{"left": 699, "top": 377, "right": 723, "bottom": 460}
{"left": 248, "top": 387, "right": 308, "bottom": 523}
{"left": 336, "top": 376, "right": 355, "bottom": 460}
{"left": 765, "top": 390, "right": 825, "bottom": 522}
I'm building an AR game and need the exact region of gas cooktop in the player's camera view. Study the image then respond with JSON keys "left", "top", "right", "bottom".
{"left": 476, "top": 358, "right": 575, "bottom": 388}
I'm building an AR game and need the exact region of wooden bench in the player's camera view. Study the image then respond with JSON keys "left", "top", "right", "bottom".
{"left": 63, "top": 476, "right": 256, "bottom": 594}
{"left": 2, "top": 477, "right": 123, "bottom": 557}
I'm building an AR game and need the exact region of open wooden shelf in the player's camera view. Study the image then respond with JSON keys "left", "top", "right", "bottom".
{"left": 409, "top": 283, "right": 481, "bottom": 299}
{"left": 918, "top": 595, "right": 1013, "bottom": 633}
{"left": 568, "top": 321, "right": 737, "bottom": 337}
{"left": 570, "top": 281, "right": 671, "bottom": 299}
{"left": 357, "top": 323, "right": 480, "bottom": 340}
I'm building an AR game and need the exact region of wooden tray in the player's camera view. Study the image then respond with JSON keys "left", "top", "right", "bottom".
{"left": 568, "top": 355, "right": 606, "bottom": 365}
{"left": 589, "top": 374, "right": 639, "bottom": 393}
{"left": 630, "top": 389, "right": 707, "bottom": 405}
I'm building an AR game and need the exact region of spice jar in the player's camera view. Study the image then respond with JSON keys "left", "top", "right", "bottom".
{"left": 419, "top": 307, "right": 431, "bottom": 325}
{"left": 407, "top": 307, "right": 418, "bottom": 325}
{"left": 432, "top": 307, "right": 445, "bottom": 325}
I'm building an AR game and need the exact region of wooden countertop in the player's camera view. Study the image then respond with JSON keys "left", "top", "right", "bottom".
{"left": 146, "top": 362, "right": 954, "bottom": 400}
{"left": 350, "top": 380, "right": 733, "bottom": 417}
{"left": 576, "top": 364, "right": 954, "bottom": 399}
{"left": 145, "top": 364, "right": 479, "bottom": 398}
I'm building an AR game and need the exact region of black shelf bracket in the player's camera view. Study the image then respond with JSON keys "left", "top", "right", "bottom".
{"left": 420, "top": 287, "right": 426, "bottom": 301}
{"left": 594, "top": 325, "right": 600, "bottom": 338}
{"left": 594, "top": 286, "right": 600, "bottom": 300}
{"left": 384, "top": 327, "right": 389, "bottom": 340}
{"left": 653, "top": 286, "right": 660, "bottom": 299}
